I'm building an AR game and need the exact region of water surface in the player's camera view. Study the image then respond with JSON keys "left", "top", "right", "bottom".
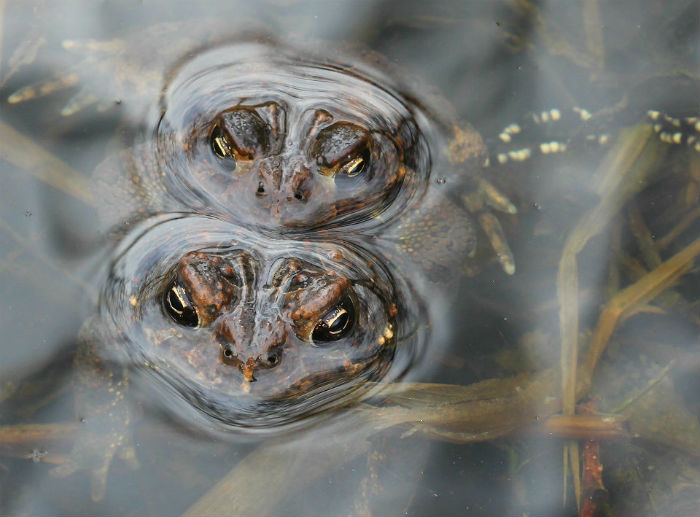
{"left": 1, "top": 1, "right": 698, "bottom": 515}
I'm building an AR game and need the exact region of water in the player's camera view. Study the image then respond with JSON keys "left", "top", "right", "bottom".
{"left": 1, "top": 1, "right": 698, "bottom": 515}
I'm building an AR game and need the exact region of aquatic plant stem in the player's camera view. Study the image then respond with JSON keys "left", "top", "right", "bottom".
{"left": 0, "top": 119, "right": 94, "bottom": 205}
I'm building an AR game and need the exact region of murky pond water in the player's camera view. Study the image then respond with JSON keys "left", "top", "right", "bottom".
{"left": 1, "top": 1, "right": 698, "bottom": 515}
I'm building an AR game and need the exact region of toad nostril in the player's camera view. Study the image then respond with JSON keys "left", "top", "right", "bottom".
{"left": 221, "top": 344, "right": 239, "bottom": 366}
{"left": 293, "top": 190, "right": 304, "bottom": 201}
{"left": 266, "top": 351, "right": 281, "bottom": 367}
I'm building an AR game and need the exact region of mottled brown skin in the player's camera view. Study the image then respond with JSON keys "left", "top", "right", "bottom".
{"left": 164, "top": 250, "right": 374, "bottom": 385}
{"left": 95, "top": 116, "right": 486, "bottom": 274}
{"left": 89, "top": 96, "right": 416, "bottom": 237}
{"left": 10, "top": 20, "right": 698, "bottom": 507}
{"left": 57, "top": 133, "right": 480, "bottom": 499}
{"left": 179, "top": 104, "right": 408, "bottom": 230}
{"left": 186, "top": 111, "right": 490, "bottom": 276}
{"left": 109, "top": 216, "right": 401, "bottom": 404}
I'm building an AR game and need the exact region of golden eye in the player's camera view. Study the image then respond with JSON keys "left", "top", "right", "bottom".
{"left": 164, "top": 283, "right": 199, "bottom": 328}
{"left": 210, "top": 123, "right": 238, "bottom": 169}
{"left": 337, "top": 147, "right": 370, "bottom": 179}
{"left": 311, "top": 296, "right": 355, "bottom": 344}
{"left": 339, "top": 156, "right": 365, "bottom": 177}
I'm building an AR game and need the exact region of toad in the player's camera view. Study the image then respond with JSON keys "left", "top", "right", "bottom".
{"left": 53, "top": 214, "right": 417, "bottom": 500}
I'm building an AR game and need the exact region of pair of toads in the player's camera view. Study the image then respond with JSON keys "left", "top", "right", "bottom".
{"left": 37, "top": 34, "right": 516, "bottom": 500}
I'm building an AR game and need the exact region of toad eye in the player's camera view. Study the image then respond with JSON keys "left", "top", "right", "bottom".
{"left": 312, "top": 122, "right": 371, "bottom": 181}
{"left": 336, "top": 146, "right": 370, "bottom": 180}
{"left": 209, "top": 108, "right": 270, "bottom": 169}
{"left": 210, "top": 123, "right": 238, "bottom": 170}
{"left": 164, "top": 283, "right": 199, "bottom": 328}
{"left": 311, "top": 296, "right": 355, "bottom": 344}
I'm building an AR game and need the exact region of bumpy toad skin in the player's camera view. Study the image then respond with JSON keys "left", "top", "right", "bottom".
{"left": 10, "top": 25, "right": 698, "bottom": 269}
{"left": 159, "top": 249, "right": 390, "bottom": 389}
{"left": 55, "top": 215, "right": 415, "bottom": 498}
{"left": 8, "top": 19, "right": 698, "bottom": 506}
{"left": 171, "top": 102, "right": 412, "bottom": 231}
{"left": 112, "top": 214, "right": 406, "bottom": 444}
